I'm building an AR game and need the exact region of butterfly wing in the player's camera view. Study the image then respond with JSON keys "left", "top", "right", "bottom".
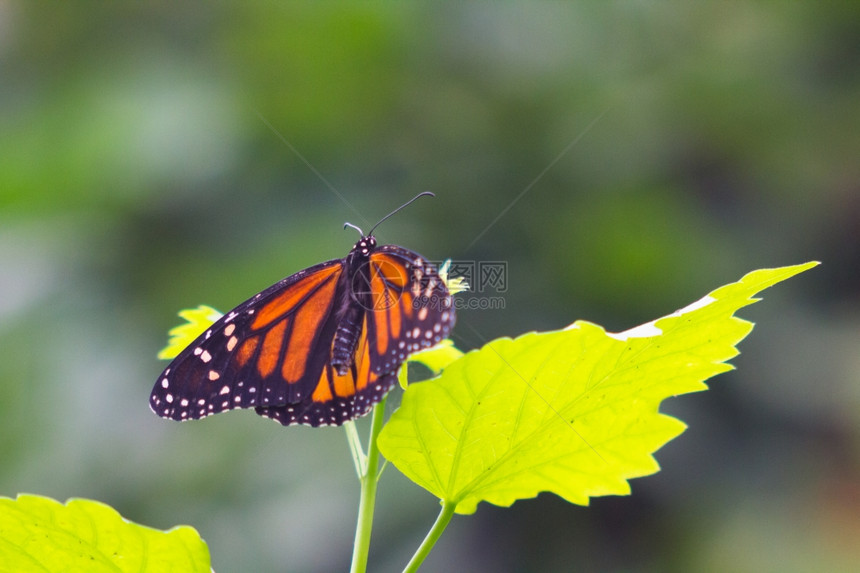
{"left": 150, "top": 259, "right": 348, "bottom": 423}
{"left": 255, "top": 313, "right": 397, "bottom": 426}
{"left": 361, "top": 245, "right": 456, "bottom": 374}
{"left": 256, "top": 245, "right": 456, "bottom": 426}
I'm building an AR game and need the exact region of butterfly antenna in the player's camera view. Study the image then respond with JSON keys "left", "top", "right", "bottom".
{"left": 368, "top": 191, "right": 435, "bottom": 236}
{"left": 343, "top": 222, "right": 364, "bottom": 237}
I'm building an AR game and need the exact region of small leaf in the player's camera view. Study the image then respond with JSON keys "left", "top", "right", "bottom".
{"left": 157, "top": 305, "right": 223, "bottom": 360}
{"left": 0, "top": 494, "right": 210, "bottom": 572}
{"left": 378, "top": 262, "right": 818, "bottom": 514}
{"left": 398, "top": 339, "right": 465, "bottom": 389}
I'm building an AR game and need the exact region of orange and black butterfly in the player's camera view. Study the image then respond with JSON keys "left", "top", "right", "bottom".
{"left": 150, "top": 193, "right": 455, "bottom": 427}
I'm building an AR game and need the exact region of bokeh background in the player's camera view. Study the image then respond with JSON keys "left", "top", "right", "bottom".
{"left": 2, "top": 2, "right": 858, "bottom": 572}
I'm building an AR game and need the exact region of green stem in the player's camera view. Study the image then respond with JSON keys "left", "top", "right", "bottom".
{"left": 349, "top": 395, "right": 387, "bottom": 573}
{"left": 402, "top": 500, "right": 457, "bottom": 573}
{"left": 344, "top": 421, "right": 367, "bottom": 478}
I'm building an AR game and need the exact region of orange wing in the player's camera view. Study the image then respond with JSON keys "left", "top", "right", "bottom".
{"left": 257, "top": 246, "right": 455, "bottom": 426}
{"left": 151, "top": 259, "right": 351, "bottom": 425}
{"left": 255, "top": 312, "right": 395, "bottom": 426}
{"left": 362, "top": 246, "right": 455, "bottom": 375}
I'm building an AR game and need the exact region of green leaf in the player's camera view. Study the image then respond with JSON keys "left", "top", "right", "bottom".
{"left": 157, "top": 305, "right": 223, "bottom": 360}
{"left": 378, "top": 262, "right": 818, "bottom": 515}
{"left": 0, "top": 494, "right": 210, "bottom": 572}
{"left": 398, "top": 339, "right": 465, "bottom": 389}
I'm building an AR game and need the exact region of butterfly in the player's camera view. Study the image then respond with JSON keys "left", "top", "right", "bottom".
{"left": 150, "top": 193, "right": 455, "bottom": 427}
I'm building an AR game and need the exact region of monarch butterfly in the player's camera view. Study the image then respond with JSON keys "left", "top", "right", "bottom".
{"left": 150, "top": 193, "right": 455, "bottom": 427}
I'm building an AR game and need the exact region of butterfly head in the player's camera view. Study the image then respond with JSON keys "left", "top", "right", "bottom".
{"left": 353, "top": 235, "right": 377, "bottom": 257}
{"left": 342, "top": 191, "right": 434, "bottom": 261}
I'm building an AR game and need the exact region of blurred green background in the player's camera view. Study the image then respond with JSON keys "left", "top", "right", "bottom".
{"left": 1, "top": 2, "right": 858, "bottom": 572}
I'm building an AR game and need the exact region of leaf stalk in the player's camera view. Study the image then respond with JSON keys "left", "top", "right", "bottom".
{"left": 349, "top": 396, "right": 387, "bottom": 573}
{"left": 402, "top": 499, "right": 456, "bottom": 573}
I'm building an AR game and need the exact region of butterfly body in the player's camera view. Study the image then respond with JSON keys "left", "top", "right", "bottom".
{"left": 151, "top": 234, "right": 455, "bottom": 427}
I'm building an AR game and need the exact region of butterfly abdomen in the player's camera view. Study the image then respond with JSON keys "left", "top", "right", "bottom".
{"left": 331, "top": 305, "right": 363, "bottom": 375}
{"left": 328, "top": 239, "right": 378, "bottom": 376}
